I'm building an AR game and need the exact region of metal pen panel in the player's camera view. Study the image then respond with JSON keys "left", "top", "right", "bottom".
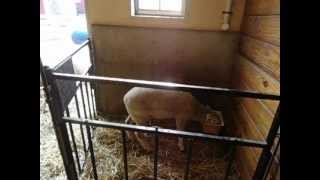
{"left": 74, "top": 93, "right": 88, "bottom": 156}
{"left": 85, "top": 122, "right": 98, "bottom": 180}
{"left": 254, "top": 105, "right": 280, "bottom": 180}
{"left": 52, "top": 72, "right": 280, "bottom": 101}
{"left": 63, "top": 117, "right": 268, "bottom": 148}
{"left": 66, "top": 107, "right": 82, "bottom": 175}
{"left": 121, "top": 130, "right": 129, "bottom": 180}
{"left": 85, "top": 82, "right": 93, "bottom": 119}
{"left": 154, "top": 127, "right": 159, "bottom": 180}
{"left": 184, "top": 139, "right": 193, "bottom": 180}
{"left": 224, "top": 145, "right": 236, "bottom": 180}
{"left": 79, "top": 81, "right": 88, "bottom": 119}
{"left": 89, "top": 82, "right": 97, "bottom": 119}
{"left": 42, "top": 66, "right": 78, "bottom": 180}
{"left": 263, "top": 136, "right": 280, "bottom": 180}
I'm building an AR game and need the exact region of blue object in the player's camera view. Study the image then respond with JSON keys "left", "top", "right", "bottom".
{"left": 71, "top": 30, "right": 88, "bottom": 44}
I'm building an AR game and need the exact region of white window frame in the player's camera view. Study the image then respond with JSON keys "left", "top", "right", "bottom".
{"left": 133, "top": 0, "right": 186, "bottom": 18}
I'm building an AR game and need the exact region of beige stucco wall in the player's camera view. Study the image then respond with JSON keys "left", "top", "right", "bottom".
{"left": 86, "top": 0, "right": 246, "bottom": 32}
{"left": 92, "top": 25, "right": 239, "bottom": 115}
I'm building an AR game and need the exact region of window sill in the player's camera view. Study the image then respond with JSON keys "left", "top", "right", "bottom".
{"left": 131, "top": 14, "right": 185, "bottom": 20}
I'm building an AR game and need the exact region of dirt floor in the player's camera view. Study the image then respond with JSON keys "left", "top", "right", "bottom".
{"left": 41, "top": 87, "right": 240, "bottom": 180}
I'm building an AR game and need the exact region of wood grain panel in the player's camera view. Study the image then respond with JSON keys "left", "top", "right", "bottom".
{"left": 232, "top": 100, "right": 264, "bottom": 160}
{"left": 245, "top": 0, "right": 280, "bottom": 16}
{"left": 232, "top": 76, "right": 279, "bottom": 115}
{"left": 233, "top": 54, "right": 280, "bottom": 113}
{"left": 236, "top": 145, "right": 261, "bottom": 180}
{"left": 239, "top": 35, "right": 280, "bottom": 80}
{"left": 236, "top": 98, "right": 273, "bottom": 138}
{"left": 233, "top": 1, "right": 280, "bottom": 179}
{"left": 242, "top": 16, "right": 280, "bottom": 46}
{"left": 242, "top": 148, "right": 259, "bottom": 177}
{"left": 233, "top": 100, "right": 264, "bottom": 141}
{"left": 236, "top": 149, "right": 251, "bottom": 180}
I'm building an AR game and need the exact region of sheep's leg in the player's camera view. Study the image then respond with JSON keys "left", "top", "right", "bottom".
{"left": 134, "top": 118, "right": 154, "bottom": 152}
{"left": 125, "top": 116, "right": 136, "bottom": 141}
{"left": 176, "top": 117, "right": 188, "bottom": 151}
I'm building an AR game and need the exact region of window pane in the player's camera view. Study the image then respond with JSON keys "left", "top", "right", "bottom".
{"left": 160, "top": 0, "right": 182, "bottom": 11}
{"left": 139, "top": 0, "right": 159, "bottom": 10}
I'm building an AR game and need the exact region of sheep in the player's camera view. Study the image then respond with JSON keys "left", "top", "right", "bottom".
{"left": 123, "top": 87, "right": 218, "bottom": 152}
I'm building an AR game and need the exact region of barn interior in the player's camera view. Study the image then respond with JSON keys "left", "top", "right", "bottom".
{"left": 86, "top": 0, "right": 279, "bottom": 179}
{"left": 41, "top": 0, "right": 280, "bottom": 179}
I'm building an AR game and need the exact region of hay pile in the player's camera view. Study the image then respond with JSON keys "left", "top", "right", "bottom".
{"left": 81, "top": 125, "right": 240, "bottom": 180}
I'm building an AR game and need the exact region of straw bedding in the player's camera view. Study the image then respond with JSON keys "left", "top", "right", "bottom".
{"left": 41, "top": 89, "right": 66, "bottom": 180}
{"left": 81, "top": 121, "right": 240, "bottom": 180}
{"left": 40, "top": 88, "right": 239, "bottom": 180}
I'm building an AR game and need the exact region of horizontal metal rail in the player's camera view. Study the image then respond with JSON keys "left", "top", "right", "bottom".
{"left": 53, "top": 40, "right": 90, "bottom": 71}
{"left": 63, "top": 117, "right": 267, "bottom": 148}
{"left": 52, "top": 72, "right": 280, "bottom": 100}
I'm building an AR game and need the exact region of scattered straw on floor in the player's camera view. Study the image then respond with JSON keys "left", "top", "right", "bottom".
{"left": 81, "top": 126, "right": 240, "bottom": 180}
{"left": 41, "top": 88, "right": 239, "bottom": 180}
{"left": 40, "top": 89, "right": 67, "bottom": 180}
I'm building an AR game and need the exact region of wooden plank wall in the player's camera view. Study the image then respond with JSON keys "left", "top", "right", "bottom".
{"left": 230, "top": 0, "right": 280, "bottom": 179}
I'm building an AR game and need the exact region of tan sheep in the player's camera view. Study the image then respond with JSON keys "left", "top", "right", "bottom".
{"left": 123, "top": 87, "right": 218, "bottom": 152}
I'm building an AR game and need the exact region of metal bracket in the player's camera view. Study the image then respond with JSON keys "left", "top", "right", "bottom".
{"left": 222, "top": 11, "right": 233, "bottom": 14}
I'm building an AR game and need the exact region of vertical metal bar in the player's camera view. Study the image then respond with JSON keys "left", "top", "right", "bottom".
{"left": 79, "top": 81, "right": 88, "bottom": 119}
{"left": 80, "top": 81, "right": 95, "bottom": 140}
{"left": 87, "top": 80, "right": 96, "bottom": 118}
{"left": 85, "top": 81, "right": 93, "bottom": 119}
{"left": 184, "top": 139, "right": 193, "bottom": 180}
{"left": 42, "top": 64, "right": 78, "bottom": 180}
{"left": 85, "top": 79, "right": 95, "bottom": 138}
{"left": 154, "top": 127, "right": 159, "bottom": 180}
{"left": 88, "top": 40, "right": 98, "bottom": 119}
{"left": 85, "top": 121, "right": 98, "bottom": 180}
{"left": 263, "top": 137, "right": 280, "bottom": 180}
{"left": 254, "top": 104, "right": 280, "bottom": 180}
{"left": 40, "top": 58, "right": 51, "bottom": 103}
{"left": 224, "top": 145, "right": 236, "bottom": 180}
{"left": 66, "top": 107, "right": 82, "bottom": 175}
{"left": 272, "top": 163, "right": 280, "bottom": 180}
{"left": 74, "top": 93, "right": 87, "bottom": 156}
{"left": 88, "top": 39, "right": 96, "bottom": 75}
{"left": 89, "top": 82, "right": 97, "bottom": 119}
{"left": 121, "top": 130, "right": 129, "bottom": 180}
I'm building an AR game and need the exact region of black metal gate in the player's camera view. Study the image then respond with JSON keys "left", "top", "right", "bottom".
{"left": 40, "top": 39, "right": 280, "bottom": 180}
